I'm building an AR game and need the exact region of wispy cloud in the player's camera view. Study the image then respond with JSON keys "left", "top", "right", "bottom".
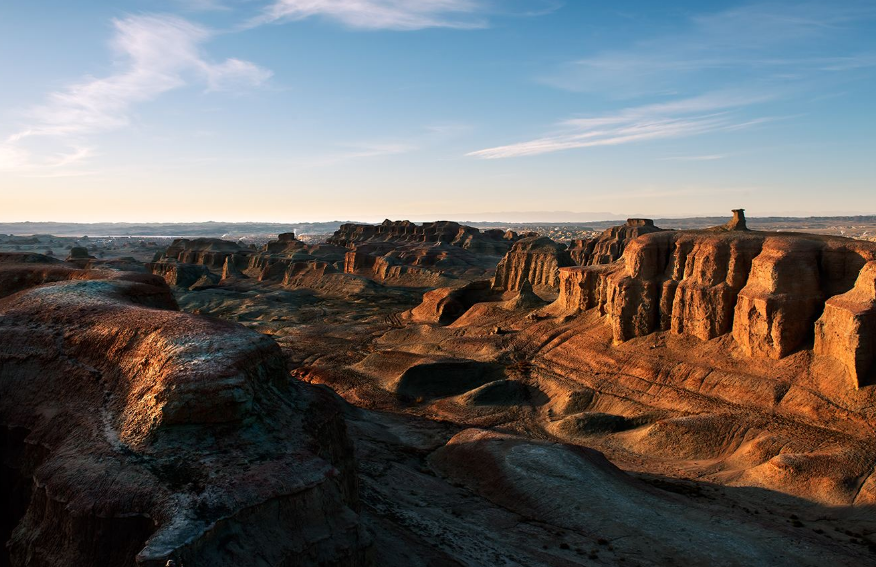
{"left": 299, "top": 141, "right": 416, "bottom": 167}
{"left": 468, "top": 91, "right": 775, "bottom": 159}
{"left": 543, "top": 1, "right": 876, "bottom": 96}
{"left": 170, "top": 0, "right": 233, "bottom": 12}
{"left": 250, "top": 0, "right": 487, "bottom": 30}
{"left": 250, "top": 0, "right": 560, "bottom": 30}
{"left": 658, "top": 154, "right": 726, "bottom": 162}
{"left": 1, "top": 14, "right": 271, "bottom": 174}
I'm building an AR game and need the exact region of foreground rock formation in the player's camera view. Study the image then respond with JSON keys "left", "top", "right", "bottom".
{"left": 0, "top": 256, "right": 371, "bottom": 566}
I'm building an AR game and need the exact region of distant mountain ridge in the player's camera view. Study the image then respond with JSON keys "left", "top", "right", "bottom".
{"left": 3, "top": 214, "right": 876, "bottom": 237}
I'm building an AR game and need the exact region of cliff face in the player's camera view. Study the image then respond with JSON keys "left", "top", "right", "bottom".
{"left": 151, "top": 236, "right": 348, "bottom": 289}
{"left": 162, "top": 238, "right": 243, "bottom": 269}
{"left": 328, "top": 219, "right": 518, "bottom": 252}
{"left": 569, "top": 219, "right": 664, "bottom": 266}
{"left": 492, "top": 236, "right": 575, "bottom": 293}
{"left": 0, "top": 258, "right": 371, "bottom": 566}
{"left": 327, "top": 220, "right": 521, "bottom": 286}
{"left": 814, "top": 260, "right": 876, "bottom": 387}
{"left": 555, "top": 230, "right": 876, "bottom": 387}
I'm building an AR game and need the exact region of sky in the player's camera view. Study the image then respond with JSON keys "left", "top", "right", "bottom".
{"left": 1, "top": 0, "right": 875, "bottom": 222}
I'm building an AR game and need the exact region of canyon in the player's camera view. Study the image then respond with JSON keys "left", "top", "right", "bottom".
{"left": 2, "top": 211, "right": 876, "bottom": 566}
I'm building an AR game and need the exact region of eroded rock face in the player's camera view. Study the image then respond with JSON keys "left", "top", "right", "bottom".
{"left": 409, "top": 280, "right": 495, "bottom": 325}
{"left": 732, "top": 238, "right": 825, "bottom": 358}
{"left": 492, "top": 236, "right": 575, "bottom": 293}
{"left": 329, "top": 219, "right": 518, "bottom": 253}
{"left": 148, "top": 259, "right": 217, "bottom": 289}
{"left": 815, "top": 261, "right": 876, "bottom": 388}
{"left": 330, "top": 221, "right": 518, "bottom": 286}
{"left": 152, "top": 236, "right": 349, "bottom": 289}
{"left": 162, "top": 238, "right": 243, "bottom": 269}
{"left": 555, "top": 227, "right": 876, "bottom": 379}
{"left": 0, "top": 258, "right": 371, "bottom": 567}
{"left": 569, "top": 219, "right": 664, "bottom": 265}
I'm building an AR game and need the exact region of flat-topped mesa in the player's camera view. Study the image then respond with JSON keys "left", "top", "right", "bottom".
{"left": 327, "top": 220, "right": 520, "bottom": 253}
{"left": 569, "top": 218, "right": 664, "bottom": 265}
{"left": 492, "top": 236, "right": 575, "bottom": 294}
{"left": 559, "top": 227, "right": 876, "bottom": 385}
{"left": 160, "top": 237, "right": 245, "bottom": 269}
{"left": 261, "top": 232, "right": 304, "bottom": 254}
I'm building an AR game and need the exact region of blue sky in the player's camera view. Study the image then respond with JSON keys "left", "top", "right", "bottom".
{"left": 1, "top": 0, "right": 874, "bottom": 222}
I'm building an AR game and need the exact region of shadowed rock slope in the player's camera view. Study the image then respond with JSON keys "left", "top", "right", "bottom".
{"left": 0, "top": 257, "right": 372, "bottom": 567}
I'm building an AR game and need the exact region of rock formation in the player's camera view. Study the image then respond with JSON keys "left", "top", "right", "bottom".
{"left": 814, "top": 260, "right": 876, "bottom": 388}
{"left": 711, "top": 208, "right": 749, "bottom": 231}
{"left": 328, "top": 219, "right": 518, "bottom": 254}
{"left": 151, "top": 235, "right": 348, "bottom": 289}
{"left": 492, "top": 236, "right": 575, "bottom": 294}
{"left": 549, "top": 213, "right": 876, "bottom": 384}
{"left": 162, "top": 238, "right": 243, "bottom": 269}
{"left": 409, "top": 280, "right": 496, "bottom": 325}
{"left": 0, "top": 257, "right": 371, "bottom": 566}
{"left": 327, "top": 220, "right": 521, "bottom": 286}
{"left": 569, "top": 218, "right": 664, "bottom": 265}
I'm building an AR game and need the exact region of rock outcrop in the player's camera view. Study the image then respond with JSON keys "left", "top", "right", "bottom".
{"left": 710, "top": 208, "right": 749, "bottom": 231}
{"left": 65, "top": 245, "right": 95, "bottom": 267}
{"left": 151, "top": 235, "right": 348, "bottom": 289}
{"left": 409, "top": 280, "right": 496, "bottom": 325}
{"left": 550, "top": 215, "right": 876, "bottom": 384}
{"left": 329, "top": 219, "right": 518, "bottom": 254}
{"left": 328, "top": 221, "right": 521, "bottom": 286}
{"left": 492, "top": 236, "right": 575, "bottom": 293}
{"left": 0, "top": 258, "right": 372, "bottom": 566}
{"left": 162, "top": 238, "right": 243, "bottom": 269}
{"left": 568, "top": 218, "right": 664, "bottom": 265}
{"left": 814, "top": 261, "right": 876, "bottom": 388}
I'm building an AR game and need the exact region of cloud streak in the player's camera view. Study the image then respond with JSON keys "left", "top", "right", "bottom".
{"left": 251, "top": 0, "right": 486, "bottom": 30}
{"left": 544, "top": 1, "right": 876, "bottom": 96}
{"left": 2, "top": 14, "right": 271, "bottom": 173}
{"left": 468, "top": 92, "right": 775, "bottom": 159}
{"left": 250, "top": 0, "right": 560, "bottom": 30}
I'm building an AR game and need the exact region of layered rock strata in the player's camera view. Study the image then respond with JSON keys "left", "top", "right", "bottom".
{"left": 814, "top": 261, "right": 876, "bottom": 388}
{"left": 492, "top": 236, "right": 575, "bottom": 292}
{"left": 329, "top": 219, "right": 518, "bottom": 255}
{"left": 552, "top": 226, "right": 876, "bottom": 383}
{"left": 569, "top": 218, "right": 664, "bottom": 265}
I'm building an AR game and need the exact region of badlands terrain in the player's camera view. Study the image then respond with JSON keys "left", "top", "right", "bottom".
{"left": 3, "top": 211, "right": 876, "bottom": 566}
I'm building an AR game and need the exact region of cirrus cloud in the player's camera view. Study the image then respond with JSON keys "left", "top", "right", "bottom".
{"left": 2, "top": 14, "right": 272, "bottom": 173}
